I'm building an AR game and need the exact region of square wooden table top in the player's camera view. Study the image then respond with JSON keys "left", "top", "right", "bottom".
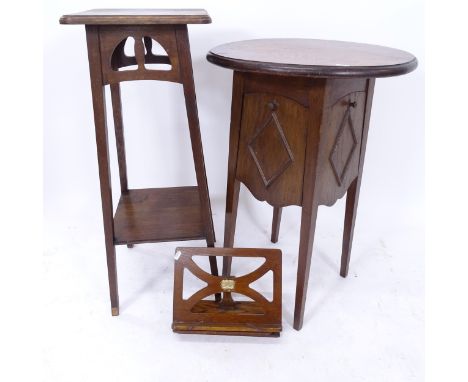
{"left": 59, "top": 9, "right": 211, "bottom": 25}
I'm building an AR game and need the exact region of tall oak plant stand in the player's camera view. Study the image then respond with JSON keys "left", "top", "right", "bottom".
{"left": 207, "top": 39, "right": 417, "bottom": 330}
{"left": 60, "top": 9, "right": 218, "bottom": 316}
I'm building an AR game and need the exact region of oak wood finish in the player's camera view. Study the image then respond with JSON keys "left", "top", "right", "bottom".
{"left": 60, "top": 9, "right": 211, "bottom": 25}
{"left": 271, "top": 207, "right": 282, "bottom": 243}
{"left": 110, "top": 83, "right": 128, "bottom": 194}
{"left": 208, "top": 39, "right": 417, "bottom": 330}
{"left": 340, "top": 79, "right": 375, "bottom": 277}
{"left": 176, "top": 25, "right": 216, "bottom": 248}
{"left": 113, "top": 187, "right": 205, "bottom": 245}
{"left": 172, "top": 247, "right": 282, "bottom": 337}
{"left": 61, "top": 10, "right": 217, "bottom": 316}
{"left": 86, "top": 25, "right": 119, "bottom": 316}
{"left": 207, "top": 39, "right": 417, "bottom": 78}
{"left": 222, "top": 72, "right": 244, "bottom": 276}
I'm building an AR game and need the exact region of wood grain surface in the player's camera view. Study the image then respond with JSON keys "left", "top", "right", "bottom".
{"left": 172, "top": 247, "right": 282, "bottom": 337}
{"left": 60, "top": 9, "right": 211, "bottom": 25}
{"left": 113, "top": 187, "right": 206, "bottom": 245}
{"left": 207, "top": 39, "right": 417, "bottom": 78}
{"left": 71, "top": 21, "right": 217, "bottom": 315}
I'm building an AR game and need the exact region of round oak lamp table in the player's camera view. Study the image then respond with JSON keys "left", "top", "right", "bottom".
{"left": 207, "top": 39, "right": 417, "bottom": 330}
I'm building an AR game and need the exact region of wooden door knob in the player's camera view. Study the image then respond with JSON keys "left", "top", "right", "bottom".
{"left": 268, "top": 100, "right": 279, "bottom": 111}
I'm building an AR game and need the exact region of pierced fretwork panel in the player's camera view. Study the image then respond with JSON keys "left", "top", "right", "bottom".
{"left": 172, "top": 247, "right": 282, "bottom": 336}
{"left": 99, "top": 25, "right": 181, "bottom": 84}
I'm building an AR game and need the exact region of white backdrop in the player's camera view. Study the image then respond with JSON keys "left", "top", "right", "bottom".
{"left": 44, "top": 0, "right": 424, "bottom": 381}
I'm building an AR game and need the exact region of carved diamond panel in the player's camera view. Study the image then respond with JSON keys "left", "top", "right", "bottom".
{"left": 248, "top": 104, "right": 294, "bottom": 188}
{"left": 329, "top": 107, "right": 358, "bottom": 186}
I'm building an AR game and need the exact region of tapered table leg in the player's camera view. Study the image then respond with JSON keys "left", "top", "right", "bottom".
{"left": 340, "top": 177, "right": 360, "bottom": 277}
{"left": 293, "top": 202, "right": 319, "bottom": 330}
{"left": 223, "top": 72, "right": 245, "bottom": 277}
{"left": 271, "top": 207, "right": 282, "bottom": 243}
{"left": 176, "top": 26, "right": 218, "bottom": 277}
{"left": 86, "top": 26, "right": 119, "bottom": 315}
{"left": 340, "top": 78, "right": 375, "bottom": 277}
{"left": 223, "top": 179, "right": 240, "bottom": 275}
{"left": 110, "top": 83, "right": 129, "bottom": 194}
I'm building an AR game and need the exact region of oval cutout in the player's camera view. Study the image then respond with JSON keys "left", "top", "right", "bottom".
{"left": 143, "top": 36, "right": 172, "bottom": 71}
{"left": 111, "top": 37, "right": 138, "bottom": 71}
{"left": 182, "top": 268, "right": 208, "bottom": 301}
{"left": 191, "top": 255, "right": 217, "bottom": 275}
{"left": 124, "top": 37, "right": 135, "bottom": 57}
{"left": 230, "top": 292, "right": 254, "bottom": 302}
{"left": 232, "top": 257, "right": 266, "bottom": 278}
{"left": 249, "top": 270, "right": 274, "bottom": 302}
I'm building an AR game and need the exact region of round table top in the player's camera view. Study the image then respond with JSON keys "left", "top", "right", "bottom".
{"left": 207, "top": 39, "right": 417, "bottom": 78}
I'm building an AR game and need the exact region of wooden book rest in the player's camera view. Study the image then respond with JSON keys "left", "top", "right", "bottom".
{"left": 172, "top": 247, "right": 282, "bottom": 337}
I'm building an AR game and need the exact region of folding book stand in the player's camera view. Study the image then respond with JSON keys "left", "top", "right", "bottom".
{"left": 173, "top": 247, "right": 282, "bottom": 337}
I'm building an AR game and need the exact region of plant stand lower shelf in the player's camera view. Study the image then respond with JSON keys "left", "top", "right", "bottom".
{"left": 113, "top": 187, "right": 206, "bottom": 245}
